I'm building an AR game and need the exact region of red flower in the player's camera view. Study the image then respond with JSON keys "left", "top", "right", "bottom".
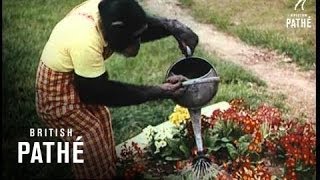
{"left": 210, "top": 109, "right": 222, "bottom": 128}
{"left": 229, "top": 98, "right": 246, "bottom": 111}
{"left": 230, "top": 157, "right": 271, "bottom": 179}
{"left": 286, "top": 157, "right": 296, "bottom": 167}
{"left": 285, "top": 168, "right": 297, "bottom": 180}
{"left": 253, "top": 105, "right": 282, "bottom": 128}
{"left": 248, "top": 143, "right": 255, "bottom": 152}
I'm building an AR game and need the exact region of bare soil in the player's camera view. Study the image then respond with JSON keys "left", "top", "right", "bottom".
{"left": 143, "top": 0, "right": 316, "bottom": 122}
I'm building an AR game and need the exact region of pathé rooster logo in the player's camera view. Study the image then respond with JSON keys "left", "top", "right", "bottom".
{"left": 295, "top": 0, "right": 307, "bottom": 10}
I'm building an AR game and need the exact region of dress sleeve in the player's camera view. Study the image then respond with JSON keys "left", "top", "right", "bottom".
{"left": 69, "top": 22, "right": 107, "bottom": 78}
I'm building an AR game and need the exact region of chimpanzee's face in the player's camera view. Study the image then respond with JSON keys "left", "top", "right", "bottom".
{"left": 98, "top": 0, "right": 148, "bottom": 57}
{"left": 121, "top": 42, "right": 140, "bottom": 57}
{"left": 109, "top": 23, "right": 148, "bottom": 57}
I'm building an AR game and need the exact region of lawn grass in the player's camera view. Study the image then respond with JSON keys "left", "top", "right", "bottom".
{"left": 3, "top": 0, "right": 285, "bottom": 178}
{"left": 179, "top": 0, "right": 316, "bottom": 69}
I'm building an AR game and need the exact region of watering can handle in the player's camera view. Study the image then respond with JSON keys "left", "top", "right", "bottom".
{"left": 185, "top": 46, "right": 192, "bottom": 57}
{"left": 182, "top": 77, "right": 220, "bottom": 86}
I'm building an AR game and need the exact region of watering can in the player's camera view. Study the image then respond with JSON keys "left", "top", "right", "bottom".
{"left": 165, "top": 46, "right": 220, "bottom": 109}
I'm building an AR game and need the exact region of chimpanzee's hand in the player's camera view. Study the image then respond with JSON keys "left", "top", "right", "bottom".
{"left": 160, "top": 75, "right": 188, "bottom": 98}
{"left": 166, "top": 19, "right": 199, "bottom": 56}
{"left": 165, "top": 75, "right": 188, "bottom": 84}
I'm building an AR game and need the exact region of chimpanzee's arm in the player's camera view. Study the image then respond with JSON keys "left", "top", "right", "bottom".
{"left": 141, "top": 15, "right": 198, "bottom": 56}
{"left": 74, "top": 73, "right": 166, "bottom": 107}
{"left": 140, "top": 16, "right": 172, "bottom": 42}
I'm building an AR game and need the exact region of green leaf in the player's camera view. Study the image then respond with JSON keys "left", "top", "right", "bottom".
{"left": 226, "top": 143, "right": 238, "bottom": 160}
{"left": 238, "top": 134, "right": 251, "bottom": 143}
{"left": 296, "top": 166, "right": 311, "bottom": 172}
{"left": 179, "top": 144, "right": 190, "bottom": 157}
{"left": 261, "top": 122, "right": 270, "bottom": 138}
{"left": 226, "top": 128, "right": 233, "bottom": 136}
{"left": 205, "top": 134, "right": 219, "bottom": 147}
{"left": 166, "top": 138, "right": 180, "bottom": 149}
{"left": 160, "top": 148, "right": 173, "bottom": 157}
{"left": 302, "top": 167, "right": 311, "bottom": 172}
{"left": 296, "top": 164, "right": 303, "bottom": 171}
{"left": 163, "top": 174, "right": 182, "bottom": 180}
{"left": 165, "top": 156, "right": 181, "bottom": 161}
{"left": 238, "top": 142, "right": 249, "bottom": 155}
{"left": 143, "top": 174, "right": 158, "bottom": 180}
{"left": 220, "top": 137, "right": 230, "bottom": 142}
{"left": 212, "top": 145, "right": 223, "bottom": 152}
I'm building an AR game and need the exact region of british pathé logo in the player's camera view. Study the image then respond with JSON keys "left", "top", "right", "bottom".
{"left": 286, "top": 0, "right": 312, "bottom": 28}
{"left": 18, "top": 128, "right": 84, "bottom": 163}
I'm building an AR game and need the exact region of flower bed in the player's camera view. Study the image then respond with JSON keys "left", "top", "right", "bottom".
{"left": 115, "top": 99, "right": 316, "bottom": 179}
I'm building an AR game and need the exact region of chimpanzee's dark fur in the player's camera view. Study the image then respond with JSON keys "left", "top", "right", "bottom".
{"left": 98, "top": 0, "right": 147, "bottom": 52}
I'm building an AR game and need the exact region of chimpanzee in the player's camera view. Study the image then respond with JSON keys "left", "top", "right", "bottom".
{"left": 36, "top": 0, "right": 198, "bottom": 178}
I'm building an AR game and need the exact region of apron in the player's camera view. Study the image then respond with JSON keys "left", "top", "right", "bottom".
{"left": 35, "top": 61, "right": 116, "bottom": 179}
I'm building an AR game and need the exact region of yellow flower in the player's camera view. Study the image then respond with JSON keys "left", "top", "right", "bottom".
{"left": 169, "top": 105, "right": 190, "bottom": 126}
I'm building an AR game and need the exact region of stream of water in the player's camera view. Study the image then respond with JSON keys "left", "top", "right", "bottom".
{"left": 188, "top": 108, "right": 203, "bottom": 152}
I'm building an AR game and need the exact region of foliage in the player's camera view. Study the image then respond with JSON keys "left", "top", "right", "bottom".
{"left": 142, "top": 124, "right": 191, "bottom": 161}
{"left": 117, "top": 142, "right": 146, "bottom": 179}
{"left": 118, "top": 99, "right": 316, "bottom": 179}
